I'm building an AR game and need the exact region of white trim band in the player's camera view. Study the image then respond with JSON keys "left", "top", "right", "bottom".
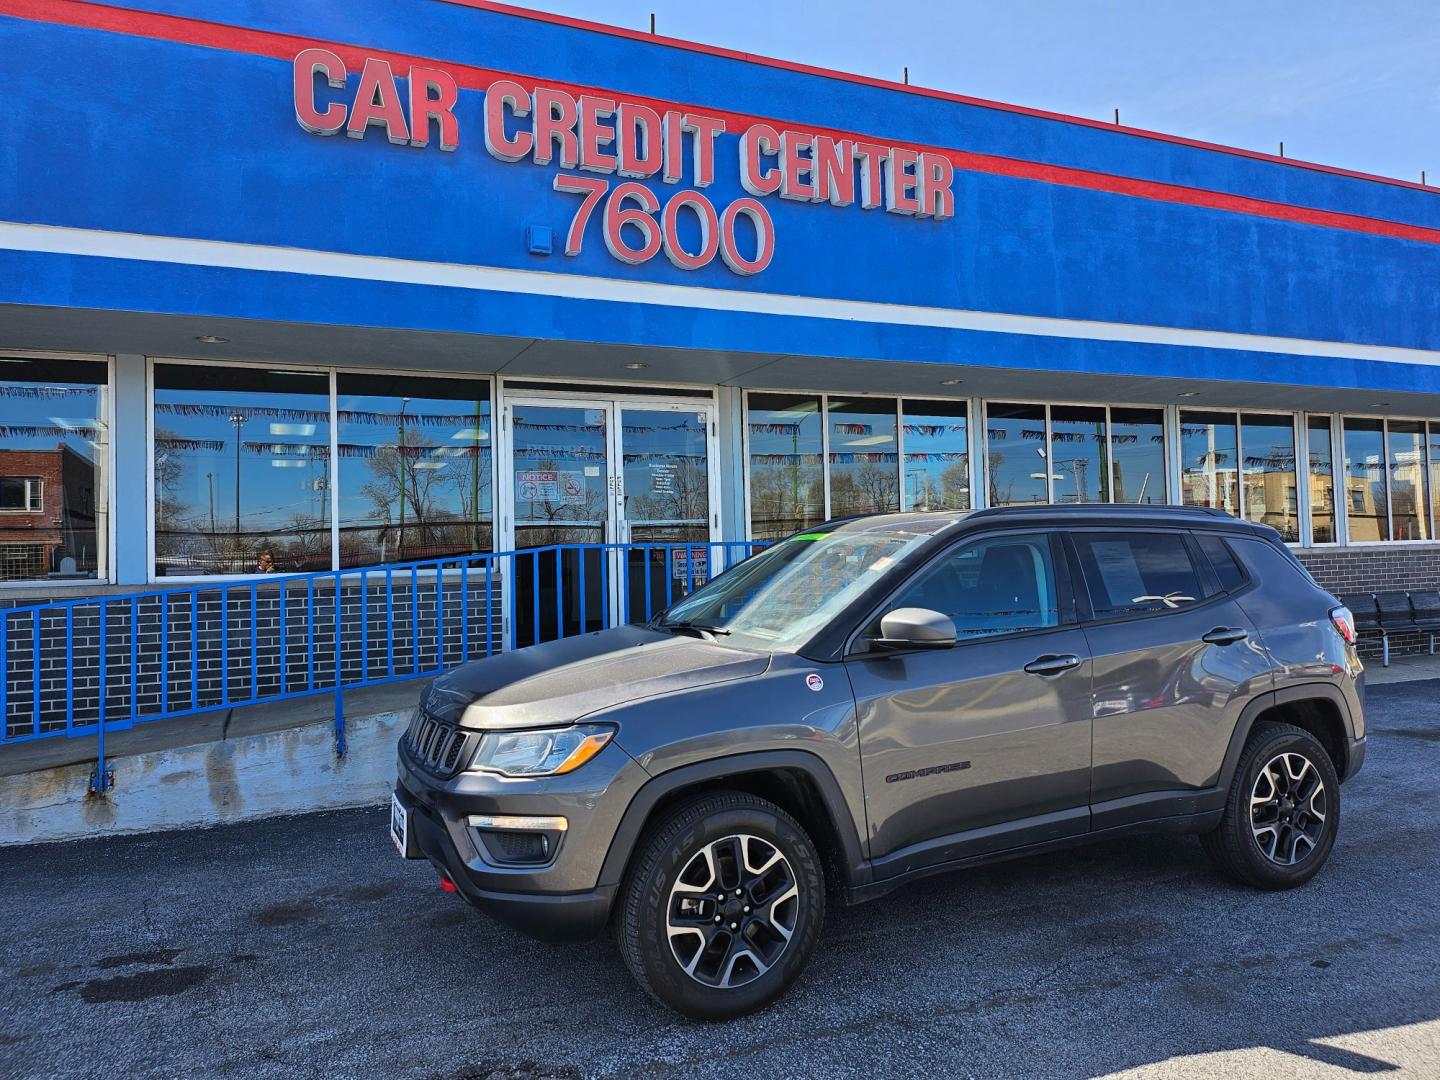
{"left": 3, "top": 221, "right": 1438, "bottom": 369}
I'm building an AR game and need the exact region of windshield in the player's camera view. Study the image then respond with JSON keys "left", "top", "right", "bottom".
{"left": 658, "top": 526, "right": 937, "bottom": 650}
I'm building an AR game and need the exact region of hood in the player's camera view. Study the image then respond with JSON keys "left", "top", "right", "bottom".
{"left": 424, "top": 624, "right": 770, "bottom": 731}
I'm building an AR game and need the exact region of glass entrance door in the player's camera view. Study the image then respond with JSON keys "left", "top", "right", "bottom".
{"left": 504, "top": 396, "right": 716, "bottom": 646}
{"left": 618, "top": 406, "right": 715, "bottom": 621}
{"left": 509, "top": 401, "right": 611, "bottom": 645}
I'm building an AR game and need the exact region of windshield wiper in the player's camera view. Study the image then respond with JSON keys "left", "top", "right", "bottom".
{"left": 659, "top": 619, "right": 732, "bottom": 637}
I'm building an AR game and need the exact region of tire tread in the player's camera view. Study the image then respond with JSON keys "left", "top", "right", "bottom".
{"left": 615, "top": 790, "right": 822, "bottom": 1017}
{"left": 1202, "top": 719, "right": 1339, "bottom": 889}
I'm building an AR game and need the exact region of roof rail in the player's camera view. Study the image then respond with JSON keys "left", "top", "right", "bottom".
{"left": 966, "top": 503, "right": 1237, "bottom": 520}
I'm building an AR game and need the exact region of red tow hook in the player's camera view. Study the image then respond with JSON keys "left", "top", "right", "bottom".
{"left": 437, "top": 871, "right": 458, "bottom": 894}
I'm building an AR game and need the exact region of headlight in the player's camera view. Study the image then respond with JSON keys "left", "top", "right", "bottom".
{"left": 468, "top": 725, "right": 614, "bottom": 778}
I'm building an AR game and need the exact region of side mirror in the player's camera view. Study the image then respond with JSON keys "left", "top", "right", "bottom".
{"left": 876, "top": 607, "right": 957, "bottom": 650}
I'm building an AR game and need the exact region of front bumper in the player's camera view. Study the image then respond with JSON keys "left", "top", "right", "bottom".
{"left": 393, "top": 739, "right": 647, "bottom": 942}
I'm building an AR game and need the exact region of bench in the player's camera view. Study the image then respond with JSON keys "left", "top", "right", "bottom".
{"left": 1339, "top": 592, "right": 1389, "bottom": 666}
{"left": 1409, "top": 589, "right": 1440, "bottom": 654}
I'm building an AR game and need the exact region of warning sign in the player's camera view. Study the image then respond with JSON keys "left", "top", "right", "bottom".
{"left": 671, "top": 546, "right": 709, "bottom": 582}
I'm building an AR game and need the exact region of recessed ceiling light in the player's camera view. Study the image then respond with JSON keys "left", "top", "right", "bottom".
{"left": 624, "top": 362, "right": 648, "bottom": 370}
{"left": 939, "top": 378, "right": 964, "bottom": 386}
{"left": 1177, "top": 391, "right": 1201, "bottom": 398}
{"left": 195, "top": 335, "right": 228, "bottom": 344}
{"left": 1371, "top": 402, "right": 1391, "bottom": 408}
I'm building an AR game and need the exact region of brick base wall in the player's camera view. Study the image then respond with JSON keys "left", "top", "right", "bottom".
{"left": 1296, "top": 544, "right": 1440, "bottom": 659}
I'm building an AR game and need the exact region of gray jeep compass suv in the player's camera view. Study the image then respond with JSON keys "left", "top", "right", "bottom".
{"left": 392, "top": 505, "right": 1365, "bottom": 1020}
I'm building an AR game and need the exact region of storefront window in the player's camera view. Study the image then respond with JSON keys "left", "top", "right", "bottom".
{"left": 747, "top": 393, "right": 823, "bottom": 540}
{"left": 336, "top": 374, "right": 492, "bottom": 567}
{"left": 1307, "top": 416, "right": 1336, "bottom": 544}
{"left": 985, "top": 403, "right": 1048, "bottom": 506}
{"left": 902, "top": 400, "right": 968, "bottom": 511}
{"left": 828, "top": 397, "right": 898, "bottom": 518}
{"left": 1387, "top": 420, "right": 1428, "bottom": 540}
{"left": 1241, "top": 413, "right": 1299, "bottom": 542}
{"left": 1430, "top": 422, "right": 1440, "bottom": 543}
{"left": 1049, "top": 405, "right": 1108, "bottom": 503}
{"left": 0, "top": 357, "right": 108, "bottom": 582}
{"left": 1342, "top": 418, "right": 1388, "bottom": 543}
{"left": 1180, "top": 411, "right": 1240, "bottom": 516}
{"left": 1109, "top": 407, "right": 1166, "bottom": 504}
{"left": 154, "top": 364, "right": 331, "bottom": 576}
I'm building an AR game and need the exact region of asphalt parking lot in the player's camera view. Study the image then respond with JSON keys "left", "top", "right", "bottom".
{"left": 2, "top": 680, "right": 1438, "bottom": 1080}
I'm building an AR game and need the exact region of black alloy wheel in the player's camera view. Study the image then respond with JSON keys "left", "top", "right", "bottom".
{"left": 616, "top": 791, "right": 825, "bottom": 1020}
{"left": 1202, "top": 720, "right": 1341, "bottom": 889}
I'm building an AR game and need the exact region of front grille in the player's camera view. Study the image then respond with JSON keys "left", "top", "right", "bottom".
{"left": 407, "top": 711, "right": 469, "bottom": 777}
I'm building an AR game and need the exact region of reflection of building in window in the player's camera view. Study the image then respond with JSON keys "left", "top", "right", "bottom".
{"left": 0, "top": 447, "right": 98, "bottom": 580}
{"left": 0, "top": 357, "right": 108, "bottom": 581}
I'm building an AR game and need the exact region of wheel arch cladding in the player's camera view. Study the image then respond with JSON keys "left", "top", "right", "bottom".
{"left": 1218, "top": 685, "right": 1357, "bottom": 790}
{"left": 1253, "top": 695, "right": 1349, "bottom": 778}
{"left": 597, "top": 751, "right": 867, "bottom": 894}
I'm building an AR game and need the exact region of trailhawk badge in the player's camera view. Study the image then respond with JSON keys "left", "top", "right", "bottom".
{"left": 805, "top": 673, "right": 824, "bottom": 692}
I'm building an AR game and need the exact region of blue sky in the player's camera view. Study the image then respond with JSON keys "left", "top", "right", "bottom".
{"left": 527, "top": 0, "right": 1437, "bottom": 184}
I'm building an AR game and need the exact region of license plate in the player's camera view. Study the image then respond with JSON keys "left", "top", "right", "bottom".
{"left": 390, "top": 793, "right": 409, "bottom": 857}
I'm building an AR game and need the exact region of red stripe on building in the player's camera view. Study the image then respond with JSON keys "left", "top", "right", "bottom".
{"left": 445, "top": 0, "right": 1436, "bottom": 195}
{"left": 6, "top": 0, "right": 1440, "bottom": 247}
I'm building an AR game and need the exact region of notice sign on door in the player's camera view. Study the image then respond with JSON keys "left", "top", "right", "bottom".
{"left": 517, "top": 469, "right": 585, "bottom": 504}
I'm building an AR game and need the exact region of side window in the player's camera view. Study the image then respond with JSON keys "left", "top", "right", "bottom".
{"left": 889, "top": 534, "right": 1061, "bottom": 639}
{"left": 1194, "top": 533, "right": 1246, "bottom": 592}
{"left": 1072, "top": 531, "right": 1204, "bottom": 618}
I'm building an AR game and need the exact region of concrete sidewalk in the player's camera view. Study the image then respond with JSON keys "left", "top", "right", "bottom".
{"left": 1363, "top": 652, "right": 1440, "bottom": 685}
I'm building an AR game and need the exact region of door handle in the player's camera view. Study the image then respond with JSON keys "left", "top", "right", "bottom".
{"left": 1024, "top": 653, "right": 1082, "bottom": 676}
{"left": 1202, "top": 627, "right": 1249, "bottom": 645}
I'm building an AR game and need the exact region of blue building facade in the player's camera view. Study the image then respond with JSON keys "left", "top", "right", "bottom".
{"left": 3, "top": 0, "right": 1440, "bottom": 620}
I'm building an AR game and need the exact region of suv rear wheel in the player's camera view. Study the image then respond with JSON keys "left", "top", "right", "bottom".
{"left": 616, "top": 791, "right": 825, "bottom": 1020}
{"left": 1201, "top": 720, "right": 1340, "bottom": 889}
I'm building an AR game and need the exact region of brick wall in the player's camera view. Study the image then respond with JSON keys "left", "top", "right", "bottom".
{"left": 1296, "top": 544, "right": 1440, "bottom": 659}
{"left": 1, "top": 547, "right": 708, "bottom": 740}
{"left": 2, "top": 577, "right": 505, "bottom": 740}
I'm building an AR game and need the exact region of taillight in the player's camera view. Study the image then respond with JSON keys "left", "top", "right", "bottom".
{"left": 1330, "top": 606, "right": 1357, "bottom": 646}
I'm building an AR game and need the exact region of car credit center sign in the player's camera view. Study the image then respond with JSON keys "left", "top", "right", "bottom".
{"left": 292, "top": 49, "right": 956, "bottom": 276}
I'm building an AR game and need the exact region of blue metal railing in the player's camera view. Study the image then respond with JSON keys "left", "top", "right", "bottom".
{"left": 0, "top": 540, "right": 761, "bottom": 790}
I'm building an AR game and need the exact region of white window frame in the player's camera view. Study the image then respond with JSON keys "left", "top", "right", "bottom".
{"left": 145, "top": 356, "right": 500, "bottom": 583}
{"left": 1176, "top": 406, "right": 1305, "bottom": 544}
{"left": 1335, "top": 411, "right": 1440, "bottom": 548}
{"left": 1299, "top": 412, "right": 1341, "bottom": 548}
{"left": 981, "top": 398, "right": 1170, "bottom": 508}
{"left": 0, "top": 350, "right": 115, "bottom": 589}
{"left": 742, "top": 389, "right": 968, "bottom": 538}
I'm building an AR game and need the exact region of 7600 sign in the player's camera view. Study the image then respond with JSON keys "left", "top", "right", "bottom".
{"left": 554, "top": 176, "right": 774, "bottom": 276}
{"left": 293, "top": 52, "right": 955, "bottom": 279}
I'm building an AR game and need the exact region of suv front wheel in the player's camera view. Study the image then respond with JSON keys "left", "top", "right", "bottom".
{"left": 1202, "top": 720, "right": 1341, "bottom": 889}
{"left": 616, "top": 791, "right": 825, "bottom": 1020}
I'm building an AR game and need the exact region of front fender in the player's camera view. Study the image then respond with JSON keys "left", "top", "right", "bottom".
{"left": 594, "top": 748, "right": 871, "bottom": 891}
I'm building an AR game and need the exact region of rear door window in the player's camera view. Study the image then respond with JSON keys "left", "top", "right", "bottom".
{"left": 1071, "top": 531, "right": 1205, "bottom": 619}
{"left": 1194, "top": 533, "right": 1247, "bottom": 592}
